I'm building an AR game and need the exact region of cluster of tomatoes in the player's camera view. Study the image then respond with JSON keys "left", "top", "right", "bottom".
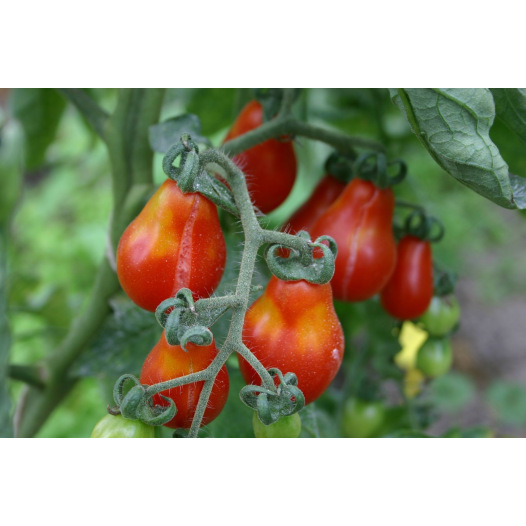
{"left": 92, "top": 99, "right": 458, "bottom": 438}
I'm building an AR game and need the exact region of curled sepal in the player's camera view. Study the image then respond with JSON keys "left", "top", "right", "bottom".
{"left": 239, "top": 368, "right": 305, "bottom": 425}
{"left": 354, "top": 152, "right": 407, "bottom": 189}
{"left": 155, "top": 288, "right": 224, "bottom": 349}
{"left": 113, "top": 374, "right": 141, "bottom": 408}
{"left": 111, "top": 374, "right": 177, "bottom": 426}
{"left": 265, "top": 232, "right": 337, "bottom": 284}
{"left": 404, "top": 210, "right": 445, "bottom": 243}
{"left": 136, "top": 395, "right": 177, "bottom": 426}
{"left": 162, "top": 134, "right": 238, "bottom": 215}
{"left": 179, "top": 325, "right": 214, "bottom": 351}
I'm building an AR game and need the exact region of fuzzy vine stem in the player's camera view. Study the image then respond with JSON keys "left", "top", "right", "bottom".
{"left": 147, "top": 143, "right": 321, "bottom": 437}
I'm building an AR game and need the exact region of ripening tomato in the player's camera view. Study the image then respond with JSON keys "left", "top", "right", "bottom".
{"left": 116, "top": 179, "right": 226, "bottom": 312}
{"left": 283, "top": 174, "right": 346, "bottom": 235}
{"left": 91, "top": 414, "right": 155, "bottom": 438}
{"left": 380, "top": 236, "right": 433, "bottom": 320}
{"left": 310, "top": 178, "right": 397, "bottom": 301}
{"left": 139, "top": 331, "right": 229, "bottom": 429}
{"left": 223, "top": 100, "right": 297, "bottom": 214}
{"left": 238, "top": 276, "right": 344, "bottom": 405}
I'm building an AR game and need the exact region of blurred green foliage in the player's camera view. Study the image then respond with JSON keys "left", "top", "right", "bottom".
{"left": 2, "top": 89, "right": 526, "bottom": 438}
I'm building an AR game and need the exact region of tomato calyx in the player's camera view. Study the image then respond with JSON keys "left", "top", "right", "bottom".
{"left": 162, "top": 134, "right": 239, "bottom": 216}
{"left": 396, "top": 209, "right": 445, "bottom": 243}
{"left": 265, "top": 231, "right": 338, "bottom": 284}
{"left": 354, "top": 152, "right": 407, "bottom": 189}
{"left": 324, "top": 151, "right": 357, "bottom": 184}
{"left": 110, "top": 374, "right": 177, "bottom": 427}
{"left": 240, "top": 368, "right": 305, "bottom": 426}
{"left": 432, "top": 266, "right": 457, "bottom": 296}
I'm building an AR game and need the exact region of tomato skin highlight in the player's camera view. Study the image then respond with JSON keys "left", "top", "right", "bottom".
{"left": 223, "top": 100, "right": 297, "bottom": 214}
{"left": 310, "top": 178, "right": 397, "bottom": 301}
{"left": 283, "top": 174, "right": 346, "bottom": 236}
{"left": 238, "top": 276, "right": 345, "bottom": 405}
{"left": 380, "top": 236, "right": 433, "bottom": 320}
{"left": 139, "top": 332, "right": 229, "bottom": 429}
{"left": 91, "top": 414, "right": 155, "bottom": 438}
{"left": 116, "top": 179, "right": 226, "bottom": 312}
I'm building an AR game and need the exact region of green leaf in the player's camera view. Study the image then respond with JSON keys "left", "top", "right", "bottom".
{"left": 491, "top": 88, "right": 526, "bottom": 146}
{"left": 428, "top": 372, "right": 475, "bottom": 413}
{"left": 149, "top": 114, "right": 210, "bottom": 153}
{"left": 390, "top": 88, "right": 516, "bottom": 209}
{"left": 10, "top": 88, "right": 66, "bottom": 170}
{"left": 509, "top": 174, "right": 526, "bottom": 209}
{"left": 185, "top": 88, "right": 237, "bottom": 137}
{"left": 486, "top": 381, "right": 526, "bottom": 426}
{"left": 73, "top": 296, "right": 161, "bottom": 379}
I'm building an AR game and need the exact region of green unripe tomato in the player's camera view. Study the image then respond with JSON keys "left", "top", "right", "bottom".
{"left": 416, "top": 337, "right": 453, "bottom": 378}
{"left": 252, "top": 411, "right": 302, "bottom": 438}
{"left": 91, "top": 414, "right": 155, "bottom": 438}
{"left": 419, "top": 295, "right": 460, "bottom": 337}
{"left": 342, "top": 398, "right": 386, "bottom": 438}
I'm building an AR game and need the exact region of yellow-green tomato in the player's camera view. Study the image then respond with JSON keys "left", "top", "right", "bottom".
{"left": 416, "top": 337, "right": 453, "bottom": 378}
{"left": 342, "top": 398, "right": 386, "bottom": 438}
{"left": 252, "top": 412, "right": 302, "bottom": 438}
{"left": 91, "top": 414, "right": 155, "bottom": 438}
{"left": 419, "top": 296, "right": 460, "bottom": 337}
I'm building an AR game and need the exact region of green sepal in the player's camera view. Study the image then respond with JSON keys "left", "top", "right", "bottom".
{"left": 239, "top": 368, "right": 305, "bottom": 425}
{"left": 111, "top": 374, "right": 177, "bottom": 426}
{"left": 265, "top": 232, "right": 337, "bottom": 284}
{"left": 162, "top": 134, "right": 238, "bottom": 215}
{"left": 155, "top": 288, "right": 225, "bottom": 350}
{"left": 324, "top": 151, "right": 356, "bottom": 183}
{"left": 354, "top": 152, "right": 407, "bottom": 189}
{"left": 402, "top": 210, "right": 445, "bottom": 243}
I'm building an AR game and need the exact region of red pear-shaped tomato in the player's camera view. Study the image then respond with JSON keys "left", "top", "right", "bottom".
{"left": 310, "top": 178, "right": 397, "bottom": 302}
{"left": 238, "top": 276, "right": 344, "bottom": 405}
{"left": 116, "top": 179, "right": 226, "bottom": 312}
{"left": 380, "top": 235, "right": 433, "bottom": 320}
{"left": 283, "top": 174, "right": 346, "bottom": 235}
{"left": 140, "top": 331, "right": 229, "bottom": 429}
{"left": 223, "top": 100, "right": 297, "bottom": 214}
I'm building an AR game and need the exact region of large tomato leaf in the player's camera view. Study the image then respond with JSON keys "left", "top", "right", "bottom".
{"left": 390, "top": 88, "right": 520, "bottom": 209}
{"left": 10, "top": 88, "right": 66, "bottom": 171}
{"left": 491, "top": 88, "right": 526, "bottom": 146}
